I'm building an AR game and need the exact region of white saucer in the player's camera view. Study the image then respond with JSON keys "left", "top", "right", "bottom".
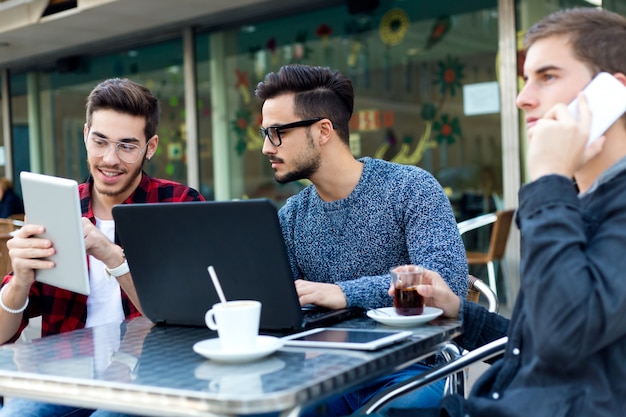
{"left": 193, "top": 335, "right": 283, "bottom": 363}
{"left": 194, "top": 356, "right": 286, "bottom": 380}
{"left": 366, "top": 306, "right": 444, "bottom": 327}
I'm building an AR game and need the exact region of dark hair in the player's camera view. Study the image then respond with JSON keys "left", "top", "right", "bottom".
{"left": 524, "top": 8, "right": 626, "bottom": 76}
{"left": 255, "top": 65, "right": 354, "bottom": 145}
{"left": 85, "top": 78, "right": 161, "bottom": 140}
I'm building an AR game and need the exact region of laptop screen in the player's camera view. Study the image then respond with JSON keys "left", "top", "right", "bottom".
{"left": 113, "top": 199, "right": 308, "bottom": 333}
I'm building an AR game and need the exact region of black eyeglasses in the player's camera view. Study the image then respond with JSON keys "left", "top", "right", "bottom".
{"left": 260, "top": 117, "right": 330, "bottom": 147}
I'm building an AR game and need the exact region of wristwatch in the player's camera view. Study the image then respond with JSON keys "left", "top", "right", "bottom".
{"left": 104, "top": 259, "right": 130, "bottom": 279}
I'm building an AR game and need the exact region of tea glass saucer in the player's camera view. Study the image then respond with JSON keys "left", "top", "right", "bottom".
{"left": 193, "top": 335, "right": 283, "bottom": 363}
{"left": 366, "top": 306, "right": 443, "bottom": 327}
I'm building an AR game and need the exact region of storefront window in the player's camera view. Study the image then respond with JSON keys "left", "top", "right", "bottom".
{"left": 0, "top": 81, "right": 4, "bottom": 178}
{"left": 195, "top": 34, "right": 215, "bottom": 200}
{"left": 11, "top": 38, "right": 187, "bottom": 186}
{"left": 212, "top": 0, "right": 501, "bottom": 218}
{"left": 8, "top": 74, "right": 29, "bottom": 191}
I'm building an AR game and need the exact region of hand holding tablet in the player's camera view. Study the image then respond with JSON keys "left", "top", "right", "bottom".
{"left": 20, "top": 172, "right": 90, "bottom": 295}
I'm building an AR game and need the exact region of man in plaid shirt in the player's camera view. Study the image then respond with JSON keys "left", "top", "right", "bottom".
{"left": 0, "top": 77, "right": 203, "bottom": 417}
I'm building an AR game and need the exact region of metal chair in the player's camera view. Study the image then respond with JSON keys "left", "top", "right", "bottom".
{"left": 457, "top": 209, "right": 515, "bottom": 298}
{"left": 466, "top": 275, "right": 499, "bottom": 314}
{"left": 360, "top": 336, "right": 508, "bottom": 414}
{"left": 441, "top": 275, "right": 498, "bottom": 396}
{"left": 0, "top": 217, "right": 22, "bottom": 277}
{"left": 8, "top": 213, "right": 25, "bottom": 227}
{"left": 0, "top": 232, "right": 13, "bottom": 277}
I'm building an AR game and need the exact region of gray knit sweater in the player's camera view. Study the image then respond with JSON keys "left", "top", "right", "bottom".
{"left": 278, "top": 157, "right": 468, "bottom": 310}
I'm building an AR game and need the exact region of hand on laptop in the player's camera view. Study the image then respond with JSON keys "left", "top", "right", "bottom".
{"left": 295, "top": 279, "right": 348, "bottom": 309}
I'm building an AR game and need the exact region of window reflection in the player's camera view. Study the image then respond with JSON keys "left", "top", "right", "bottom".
{"left": 214, "top": 0, "right": 502, "bottom": 217}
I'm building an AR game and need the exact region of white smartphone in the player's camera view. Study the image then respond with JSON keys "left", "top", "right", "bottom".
{"left": 281, "top": 328, "right": 413, "bottom": 351}
{"left": 567, "top": 72, "right": 626, "bottom": 147}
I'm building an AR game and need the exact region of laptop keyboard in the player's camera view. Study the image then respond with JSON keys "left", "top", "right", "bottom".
{"left": 301, "top": 306, "right": 365, "bottom": 328}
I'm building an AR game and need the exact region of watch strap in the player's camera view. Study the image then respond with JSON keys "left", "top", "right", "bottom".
{"left": 104, "top": 259, "right": 129, "bottom": 278}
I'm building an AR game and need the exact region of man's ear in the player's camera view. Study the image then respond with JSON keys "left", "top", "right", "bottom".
{"left": 146, "top": 135, "right": 159, "bottom": 160}
{"left": 318, "top": 119, "right": 334, "bottom": 146}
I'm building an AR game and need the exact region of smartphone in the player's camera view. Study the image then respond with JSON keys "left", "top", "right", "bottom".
{"left": 281, "top": 328, "right": 413, "bottom": 350}
{"left": 567, "top": 72, "right": 626, "bottom": 147}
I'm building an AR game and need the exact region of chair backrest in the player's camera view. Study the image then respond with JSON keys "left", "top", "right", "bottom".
{"left": 457, "top": 212, "right": 497, "bottom": 236}
{"left": 487, "top": 209, "right": 514, "bottom": 260}
{"left": 8, "top": 213, "right": 25, "bottom": 223}
{"left": 0, "top": 219, "right": 17, "bottom": 234}
{"left": 467, "top": 275, "right": 499, "bottom": 313}
{"left": 0, "top": 233, "right": 13, "bottom": 277}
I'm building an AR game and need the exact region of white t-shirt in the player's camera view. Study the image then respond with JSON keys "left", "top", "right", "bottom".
{"left": 85, "top": 217, "right": 125, "bottom": 328}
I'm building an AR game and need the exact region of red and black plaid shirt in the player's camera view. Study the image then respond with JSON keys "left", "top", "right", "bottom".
{"left": 2, "top": 172, "right": 204, "bottom": 343}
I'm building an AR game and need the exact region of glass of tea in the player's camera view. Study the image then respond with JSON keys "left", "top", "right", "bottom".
{"left": 390, "top": 265, "right": 424, "bottom": 316}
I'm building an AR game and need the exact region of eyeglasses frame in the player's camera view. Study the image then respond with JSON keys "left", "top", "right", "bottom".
{"left": 260, "top": 117, "right": 335, "bottom": 147}
{"left": 85, "top": 136, "right": 152, "bottom": 164}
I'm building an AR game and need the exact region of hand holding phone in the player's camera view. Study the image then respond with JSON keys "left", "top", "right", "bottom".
{"left": 567, "top": 72, "right": 626, "bottom": 147}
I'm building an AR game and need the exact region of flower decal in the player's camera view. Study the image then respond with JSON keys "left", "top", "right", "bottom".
{"left": 231, "top": 109, "right": 252, "bottom": 155}
{"left": 433, "top": 114, "right": 461, "bottom": 145}
{"left": 234, "top": 69, "right": 250, "bottom": 104}
{"left": 434, "top": 56, "right": 464, "bottom": 96}
{"left": 379, "top": 8, "right": 410, "bottom": 46}
{"left": 316, "top": 23, "right": 333, "bottom": 46}
{"left": 425, "top": 16, "right": 451, "bottom": 50}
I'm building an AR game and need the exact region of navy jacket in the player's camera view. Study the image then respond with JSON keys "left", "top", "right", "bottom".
{"left": 0, "top": 188, "right": 23, "bottom": 218}
{"left": 442, "top": 164, "right": 626, "bottom": 417}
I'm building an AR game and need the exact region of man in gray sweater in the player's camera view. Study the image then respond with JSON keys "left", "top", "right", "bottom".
{"left": 255, "top": 64, "right": 468, "bottom": 415}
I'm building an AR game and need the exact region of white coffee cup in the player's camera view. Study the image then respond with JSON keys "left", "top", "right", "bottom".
{"left": 205, "top": 300, "right": 261, "bottom": 351}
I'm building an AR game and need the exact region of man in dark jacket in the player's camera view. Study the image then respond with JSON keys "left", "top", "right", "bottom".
{"left": 379, "top": 7, "right": 626, "bottom": 417}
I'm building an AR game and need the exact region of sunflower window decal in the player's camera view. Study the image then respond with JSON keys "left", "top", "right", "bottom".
{"left": 379, "top": 8, "right": 410, "bottom": 46}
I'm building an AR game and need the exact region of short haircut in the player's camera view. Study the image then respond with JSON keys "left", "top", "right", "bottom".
{"left": 255, "top": 65, "right": 354, "bottom": 145}
{"left": 85, "top": 78, "right": 161, "bottom": 140}
{"left": 524, "top": 7, "right": 626, "bottom": 76}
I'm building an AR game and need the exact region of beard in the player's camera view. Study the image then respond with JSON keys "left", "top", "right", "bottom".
{"left": 88, "top": 158, "right": 146, "bottom": 198}
{"left": 274, "top": 133, "right": 320, "bottom": 184}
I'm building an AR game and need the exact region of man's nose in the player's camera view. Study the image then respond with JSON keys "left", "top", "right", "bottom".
{"left": 102, "top": 143, "right": 122, "bottom": 162}
{"left": 516, "top": 83, "right": 538, "bottom": 110}
{"left": 261, "top": 136, "right": 276, "bottom": 155}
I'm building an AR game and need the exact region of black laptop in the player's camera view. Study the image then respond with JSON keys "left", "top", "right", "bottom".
{"left": 112, "top": 199, "right": 363, "bottom": 334}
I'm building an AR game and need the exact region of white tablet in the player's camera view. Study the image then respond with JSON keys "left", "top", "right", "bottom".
{"left": 20, "top": 172, "right": 90, "bottom": 295}
{"left": 281, "top": 328, "right": 413, "bottom": 351}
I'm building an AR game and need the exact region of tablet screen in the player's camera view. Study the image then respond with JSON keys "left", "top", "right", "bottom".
{"left": 282, "top": 328, "right": 412, "bottom": 350}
